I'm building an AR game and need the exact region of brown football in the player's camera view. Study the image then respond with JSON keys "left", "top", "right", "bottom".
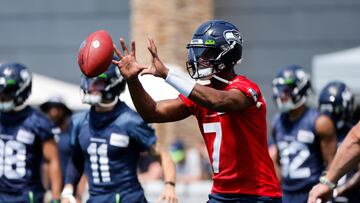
{"left": 78, "top": 30, "right": 114, "bottom": 77}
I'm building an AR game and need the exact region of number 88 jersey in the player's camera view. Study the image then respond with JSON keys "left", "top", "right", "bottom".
{"left": 272, "top": 108, "right": 324, "bottom": 192}
{"left": 0, "top": 106, "right": 54, "bottom": 193}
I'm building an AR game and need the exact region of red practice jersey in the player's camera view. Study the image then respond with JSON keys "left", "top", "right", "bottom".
{"left": 179, "top": 75, "right": 281, "bottom": 198}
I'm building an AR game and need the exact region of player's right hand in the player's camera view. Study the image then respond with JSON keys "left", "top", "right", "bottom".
{"left": 113, "top": 38, "right": 148, "bottom": 82}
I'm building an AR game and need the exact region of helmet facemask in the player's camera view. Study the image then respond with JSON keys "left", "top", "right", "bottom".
{"left": 80, "top": 67, "right": 125, "bottom": 107}
{"left": 318, "top": 82, "right": 354, "bottom": 129}
{"left": 273, "top": 84, "right": 307, "bottom": 113}
{"left": 186, "top": 46, "right": 225, "bottom": 80}
{"left": 186, "top": 21, "right": 243, "bottom": 80}
{"left": 272, "top": 69, "right": 310, "bottom": 113}
{"left": 0, "top": 65, "right": 32, "bottom": 112}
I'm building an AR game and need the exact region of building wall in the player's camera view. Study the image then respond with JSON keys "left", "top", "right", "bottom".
{"left": 0, "top": 0, "right": 130, "bottom": 84}
{"left": 215, "top": 0, "right": 360, "bottom": 126}
{"left": 131, "top": 0, "right": 213, "bottom": 146}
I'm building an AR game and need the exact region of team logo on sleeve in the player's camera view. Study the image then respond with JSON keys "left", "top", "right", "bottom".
{"left": 247, "top": 88, "right": 258, "bottom": 103}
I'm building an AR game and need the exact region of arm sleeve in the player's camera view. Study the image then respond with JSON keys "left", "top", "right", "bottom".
{"left": 64, "top": 113, "right": 86, "bottom": 186}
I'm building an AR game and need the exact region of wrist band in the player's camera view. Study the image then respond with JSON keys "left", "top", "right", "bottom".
{"left": 165, "top": 69, "right": 196, "bottom": 97}
{"left": 319, "top": 176, "right": 336, "bottom": 190}
{"left": 165, "top": 181, "right": 176, "bottom": 187}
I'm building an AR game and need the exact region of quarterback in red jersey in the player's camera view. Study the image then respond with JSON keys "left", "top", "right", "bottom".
{"left": 113, "top": 20, "right": 282, "bottom": 202}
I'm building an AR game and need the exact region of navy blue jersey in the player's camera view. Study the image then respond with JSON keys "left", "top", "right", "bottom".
{"left": 66, "top": 101, "right": 156, "bottom": 196}
{"left": 272, "top": 108, "right": 323, "bottom": 192}
{"left": 52, "top": 127, "right": 71, "bottom": 185}
{"left": 0, "top": 106, "right": 54, "bottom": 194}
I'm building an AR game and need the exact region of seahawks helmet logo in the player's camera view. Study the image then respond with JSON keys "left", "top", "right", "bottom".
{"left": 223, "top": 30, "right": 242, "bottom": 45}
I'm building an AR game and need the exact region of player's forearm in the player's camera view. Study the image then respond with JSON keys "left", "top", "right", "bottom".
{"left": 127, "top": 78, "right": 158, "bottom": 122}
{"left": 163, "top": 69, "right": 245, "bottom": 112}
{"left": 326, "top": 125, "right": 360, "bottom": 183}
{"left": 189, "top": 85, "right": 227, "bottom": 110}
{"left": 159, "top": 150, "right": 176, "bottom": 183}
{"left": 49, "top": 158, "right": 62, "bottom": 199}
{"left": 189, "top": 85, "right": 249, "bottom": 112}
{"left": 319, "top": 137, "right": 337, "bottom": 168}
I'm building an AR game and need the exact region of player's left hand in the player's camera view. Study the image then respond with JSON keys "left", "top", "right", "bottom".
{"left": 140, "top": 37, "right": 169, "bottom": 79}
{"left": 307, "top": 183, "right": 332, "bottom": 203}
{"left": 156, "top": 184, "right": 178, "bottom": 203}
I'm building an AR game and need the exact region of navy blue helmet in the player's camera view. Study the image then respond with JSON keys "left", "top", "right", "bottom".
{"left": 80, "top": 58, "right": 126, "bottom": 105}
{"left": 318, "top": 81, "right": 354, "bottom": 129}
{"left": 0, "top": 62, "right": 32, "bottom": 112}
{"left": 186, "top": 20, "right": 243, "bottom": 79}
{"left": 272, "top": 65, "right": 311, "bottom": 112}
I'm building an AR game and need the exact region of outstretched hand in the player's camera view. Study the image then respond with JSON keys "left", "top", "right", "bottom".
{"left": 112, "top": 38, "right": 148, "bottom": 81}
{"left": 139, "top": 37, "right": 169, "bottom": 79}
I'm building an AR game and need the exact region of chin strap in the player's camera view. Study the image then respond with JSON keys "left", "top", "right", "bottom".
{"left": 98, "top": 97, "right": 118, "bottom": 108}
{"left": 213, "top": 75, "right": 230, "bottom": 84}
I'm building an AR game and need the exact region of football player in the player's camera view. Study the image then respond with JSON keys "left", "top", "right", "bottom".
{"left": 113, "top": 20, "right": 282, "bottom": 202}
{"left": 0, "top": 62, "right": 62, "bottom": 202}
{"left": 40, "top": 96, "right": 87, "bottom": 203}
{"left": 61, "top": 62, "right": 177, "bottom": 203}
{"left": 317, "top": 81, "right": 360, "bottom": 203}
{"left": 270, "top": 65, "right": 338, "bottom": 203}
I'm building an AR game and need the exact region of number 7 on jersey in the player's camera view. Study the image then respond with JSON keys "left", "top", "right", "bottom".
{"left": 203, "top": 122, "right": 222, "bottom": 174}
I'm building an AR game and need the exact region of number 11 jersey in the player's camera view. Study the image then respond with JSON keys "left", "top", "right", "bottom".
{"left": 179, "top": 75, "right": 281, "bottom": 198}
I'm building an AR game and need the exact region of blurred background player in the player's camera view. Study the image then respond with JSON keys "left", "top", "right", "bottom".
{"left": 0, "top": 62, "right": 62, "bottom": 202}
{"left": 270, "top": 65, "right": 337, "bottom": 203}
{"left": 317, "top": 81, "right": 360, "bottom": 203}
{"left": 61, "top": 62, "right": 177, "bottom": 203}
{"left": 40, "top": 96, "right": 87, "bottom": 203}
{"left": 137, "top": 151, "right": 163, "bottom": 183}
{"left": 169, "top": 139, "right": 202, "bottom": 183}
{"left": 113, "top": 20, "right": 282, "bottom": 203}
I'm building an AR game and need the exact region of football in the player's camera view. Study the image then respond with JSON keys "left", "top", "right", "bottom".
{"left": 78, "top": 30, "right": 114, "bottom": 77}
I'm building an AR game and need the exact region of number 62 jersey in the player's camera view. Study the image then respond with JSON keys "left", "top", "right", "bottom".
{"left": 0, "top": 106, "right": 54, "bottom": 194}
{"left": 272, "top": 108, "right": 324, "bottom": 192}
